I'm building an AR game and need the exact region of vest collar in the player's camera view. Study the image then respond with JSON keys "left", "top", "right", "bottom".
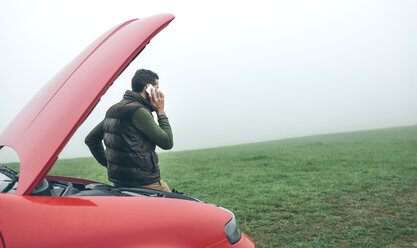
{"left": 123, "top": 90, "right": 155, "bottom": 112}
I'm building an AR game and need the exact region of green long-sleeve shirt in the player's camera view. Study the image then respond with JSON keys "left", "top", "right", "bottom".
{"left": 85, "top": 108, "right": 173, "bottom": 167}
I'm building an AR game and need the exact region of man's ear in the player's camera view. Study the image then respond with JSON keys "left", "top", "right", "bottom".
{"left": 143, "top": 84, "right": 150, "bottom": 92}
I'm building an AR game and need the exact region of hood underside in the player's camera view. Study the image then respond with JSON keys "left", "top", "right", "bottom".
{"left": 0, "top": 14, "right": 175, "bottom": 195}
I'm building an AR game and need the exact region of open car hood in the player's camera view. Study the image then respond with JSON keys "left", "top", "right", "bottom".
{"left": 0, "top": 14, "right": 175, "bottom": 195}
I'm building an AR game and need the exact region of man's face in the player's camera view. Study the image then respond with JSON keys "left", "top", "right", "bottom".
{"left": 153, "top": 79, "right": 159, "bottom": 90}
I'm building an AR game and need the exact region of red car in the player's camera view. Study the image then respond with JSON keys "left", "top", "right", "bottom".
{"left": 0, "top": 14, "right": 255, "bottom": 248}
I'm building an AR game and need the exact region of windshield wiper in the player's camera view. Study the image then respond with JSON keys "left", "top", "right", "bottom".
{"left": 0, "top": 166, "right": 19, "bottom": 193}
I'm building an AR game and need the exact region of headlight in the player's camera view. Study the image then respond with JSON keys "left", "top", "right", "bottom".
{"left": 224, "top": 214, "right": 242, "bottom": 244}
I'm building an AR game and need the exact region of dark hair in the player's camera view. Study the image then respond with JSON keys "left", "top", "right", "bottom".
{"left": 131, "top": 69, "right": 159, "bottom": 92}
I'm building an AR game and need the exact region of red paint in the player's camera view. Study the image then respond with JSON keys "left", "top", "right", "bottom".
{"left": 45, "top": 175, "right": 99, "bottom": 185}
{"left": 0, "top": 194, "right": 254, "bottom": 247}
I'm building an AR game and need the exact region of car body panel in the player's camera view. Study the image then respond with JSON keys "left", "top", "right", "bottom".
{"left": 0, "top": 14, "right": 175, "bottom": 195}
{"left": 45, "top": 175, "right": 99, "bottom": 185}
{"left": 0, "top": 194, "right": 244, "bottom": 248}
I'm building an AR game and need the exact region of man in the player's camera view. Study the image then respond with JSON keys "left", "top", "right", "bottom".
{"left": 85, "top": 69, "right": 173, "bottom": 192}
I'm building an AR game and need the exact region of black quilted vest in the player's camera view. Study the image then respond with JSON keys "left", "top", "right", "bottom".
{"left": 103, "top": 90, "right": 160, "bottom": 186}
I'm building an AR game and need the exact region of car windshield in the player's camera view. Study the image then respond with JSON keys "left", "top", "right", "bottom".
{"left": 0, "top": 166, "right": 18, "bottom": 193}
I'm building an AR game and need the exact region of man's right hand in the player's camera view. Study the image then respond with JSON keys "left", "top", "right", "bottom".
{"left": 149, "top": 87, "right": 166, "bottom": 116}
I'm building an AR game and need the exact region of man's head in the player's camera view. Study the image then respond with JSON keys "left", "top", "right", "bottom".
{"left": 131, "top": 69, "right": 159, "bottom": 93}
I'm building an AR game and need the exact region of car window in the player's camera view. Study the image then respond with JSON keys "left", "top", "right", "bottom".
{"left": 0, "top": 146, "right": 20, "bottom": 193}
{"left": 0, "top": 146, "right": 20, "bottom": 172}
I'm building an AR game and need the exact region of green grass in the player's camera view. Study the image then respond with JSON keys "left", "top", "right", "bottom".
{"left": 6, "top": 125, "right": 417, "bottom": 247}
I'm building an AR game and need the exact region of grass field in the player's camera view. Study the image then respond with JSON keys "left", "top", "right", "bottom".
{"left": 6, "top": 125, "right": 417, "bottom": 247}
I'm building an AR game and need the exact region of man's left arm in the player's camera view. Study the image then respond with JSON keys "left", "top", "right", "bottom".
{"left": 85, "top": 120, "right": 108, "bottom": 167}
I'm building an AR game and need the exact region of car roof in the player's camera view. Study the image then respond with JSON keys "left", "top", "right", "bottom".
{"left": 0, "top": 14, "right": 175, "bottom": 195}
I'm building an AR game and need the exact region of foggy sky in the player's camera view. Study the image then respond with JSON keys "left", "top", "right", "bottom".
{"left": 0, "top": 0, "right": 416, "bottom": 162}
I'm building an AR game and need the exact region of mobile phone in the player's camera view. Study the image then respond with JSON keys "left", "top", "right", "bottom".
{"left": 146, "top": 85, "right": 155, "bottom": 95}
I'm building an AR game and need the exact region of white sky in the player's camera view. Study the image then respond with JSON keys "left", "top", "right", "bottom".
{"left": 0, "top": 0, "right": 416, "bottom": 161}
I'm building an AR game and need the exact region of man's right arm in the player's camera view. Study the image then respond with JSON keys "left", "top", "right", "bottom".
{"left": 132, "top": 108, "right": 173, "bottom": 150}
{"left": 84, "top": 120, "right": 108, "bottom": 167}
